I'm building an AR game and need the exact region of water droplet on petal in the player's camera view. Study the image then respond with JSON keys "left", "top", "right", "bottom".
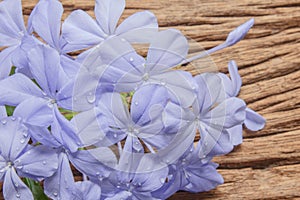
{"left": 16, "top": 193, "right": 20, "bottom": 198}
{"left": 1, "top": 119, "right": 7, "bottom": 125}
{"left": 168, "top": 174, "right": 173, "bottom": 180}
{"left": 160, "top": 79, "right": 166, "bottom": 86}
{"left": 22, "top": 131, "right": 28, "bottom": 138}
{"left": 86, "top": 94, "right": 96, "bottom": 104}
{"left": 20, "top": 138, "right": 26, "bottom": 144}
{"left": 113, "top": 133, "right": 117, "bottom": 138}
{"left": 116, "top": 185, "right": 120, "bottom": 189}
{"left": 129, "top": 57, "right": 134, "bottom": 62}
{"left": 14, "top": 182, "right": 19, "bottom": 187}
{"left": 134, "top": 101, "right": 138, "bottom": 106}
{"left": 160, "top": 178, "right": 165, "bottom": 184}
{"left": 96, "top": 172, "right": 100, "bottom": 176}
{"left": 11, "top": 116, "right": 16, "bottom": 121}
{"left": 121, "top": 38, "right": 126, "bottom": 42}
{"left": 126, "top": 183, "right": 130, "bottom": 187}
{"left": 42, "top": 161, "right": 47, "bottom": 165}
{"left": 142, "top": 73, "right": 149, "bottom": 81}
{"left": 53, "top": 192, "right": 58, "bottom": 197}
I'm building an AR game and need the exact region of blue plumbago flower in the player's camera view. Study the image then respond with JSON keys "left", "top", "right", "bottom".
{"left": 152, "top": 145, "right": 223, "bottom": 199}
{"left": 0, "top": 0, "right": 41, "bottom": 79}
{"left": 0, "top": 116, "right": 58, "bottom": 200}
{"left": 62, "top": 0, "right": 158, "bottom": 53}
{"left": 0, "top": 44, "right": 74, "bottom": 126}
{"left": 30, "top": 0, "right": 81, "bottom": 78}
{"left": 43, "top": 108, "right": 116, "bottom": 200}
{"left": 76, "top": 29, "right": 197, "bottom": 108}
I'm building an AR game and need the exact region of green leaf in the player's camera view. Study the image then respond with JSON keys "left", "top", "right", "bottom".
{"left": 5, "top": 105, "right": 15, "bottom": 116}
{"left": 23, "top": 178, "right": 48, "bottom": 200}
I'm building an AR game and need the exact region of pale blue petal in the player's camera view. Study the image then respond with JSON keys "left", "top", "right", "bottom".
{"left": 71, "top": 181, "right": 101, "bottom": 200}
{"left": 0, "top": 73, "right": 43, "bottom": 106}
{"left": 44, "top": 152, "right": 74, "bottom": 200}
{"left": 16, "top": 145, "right": 58, "bottom": 181}
{"left": 0, "top": 0, "right": 26, "bottom": 46}
{"left": 3, "top": 168, "right": 33, "bottom": 200}
{"left": 228, "top": 60, "right": 242, "bottom": 96}
{"left": 0, "top": 46, "right": 16, "bottom": 80}
{"left": 13, "top": 97, "right": 53, "bottom": 127}
{"left": 226, "top": 18, "right": 254, "bottom": 47}
{"left": 146, "top": 29, "right": 188, "bottom": 71}
{"left": 0, "top": 117, "right": 29, "bottom": 161}
{"left": 226, "top": 125, "right": 243, "bottom": 146}
{"left": 116, "top": 11, "right": 158, "bottom": 43}
{"left": 62, "top": 10, "right": 105, "bottom": 49}
{"left": 245, "top": 107, "right": 266, "bottom": 131}
{"left": 31, "top": 0, "right": 63, "bottom": 49}
{"left": 95, "top": 0, "right": 125, "bottom": 34}
{"left": 60, "top": 54, "right": 80, "bottom": 78}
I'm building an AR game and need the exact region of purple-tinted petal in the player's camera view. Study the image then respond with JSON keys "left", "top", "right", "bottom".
{"left": 150, "top": 70, "right": 197, "bottom": 107}
{"left": 105, "top": 191, "right": 133, "bottom": 200}
{"left": 60, "top": 54, "right": 80, "bottom": 78}
{"left": 0, "top": 46, "right": 16, "bottom": 80}
{"left": 27, "top": 44, "right": 68, "bottom": 96}
{"left": 31, "top": 0, "right": 63, "bottom": 49}
{"left": 244, "top": 107, "right": 266, "bottom": 131}
{"left": 0, "top": 155, "right": 6, "bottom": 180}
{"left": 62, "top": 10, "right": 105, "bottom": 49}
{"left": 116, "top": 11, "right": 158, "bottom": 43}
{"left": 71, "top": 109, "right": 106, "bottom": 146}
{"left": 25, "top": 125, "right": 61, "bottom": 148}
{"left": 0, "top": 117, "right": 29, "bottom": 161}
{"left": 44, "top": 152, "right": 74, "bottom": 200}
{"left": 3, "top": 168, "right": 33, "bottom": 200}
{"left": 183, "top": 162, "right": 224, "bottom": 193}
{"left": 194, "top": 73, "right": 226, "bottom": 114}
{"left": 0, "top": 73, "right": 43, "bottom": 106}
{"left": 203, "top": 97, "right": 246, "bottom": 129}
{"left": 131, "top": 84, "right": 169, "bottom": 125}
{"left": 0, "top": 0, "right": 26, "bottom": 46}
{"left": 146, "top": 29, "right": 188, "bottom": 71}
{"left": 0, "top": 106, "right": 7, "bottom": 118}
{"left": 69, "top": 148, "right": 116, "bottom": 179}
{"left": 52, "top": 108, "right": 81, "bottom": 153}
{"left": 71, "top": 181, "right": 101, "bottom": 200}
{"left": 16, "top": 145, "right": 58, "bottom": 181}
{"left": 13, "top": 97, "right": 53, "bottom": 127}
{"left": 95, "top": 0, "right": 125, "bottom": 34}
{"left": 226, "top": 125, "right": 243, "bottom": 146}
{"left": 228, "top": 60, "right": 242, "bottom": 96}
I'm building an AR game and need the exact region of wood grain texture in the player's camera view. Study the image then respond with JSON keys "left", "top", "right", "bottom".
{"left": 1, "top": 0, "right": 300, "bottom": 199}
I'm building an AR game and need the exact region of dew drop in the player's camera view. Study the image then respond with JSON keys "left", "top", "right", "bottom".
{"left": 11, "top": 116, "right": 16, "bottom": 121}
{"left": 20, "top": 138, "right": 26, "bottom": 144}
{"left": 134, "top": 101, "right": 138, "bottom": 106}
{"left": 160, "top": 79, "right": 166, "bottom": 86}
{"left": 86, "top": 94, "right": 96, "bottom": 104}
{"left": 129, "top": 57, "right": 134, "bottom": 62}
{"left": 96, "top": 172, "right": 100, "bottom": 176}
{"left": 1, "top": 119, "right": 7, "bottom": 125}
{"left": 14, "top": 182, "right": 19, "bottom": 187}
{"left": 142, "top": 73, "right": 149, "bottom": 81}
{"left": 121, "top": 38, "right": 126, "bottom": 42}
{"left": 42, "top": 161, "right": 47, "bottom": 165}
{"left": 116, "top": 185, "right": 120, "bottom": 189}
{"left": 160, "top": 178, "right": 165, "bottom": 184}
{"left": 22, "top": 131, "right": 28, "bottom": 138}
{"left": 113, "top": 133, "right": 117, "bottom": 138}
{"left": 53, "top": 192, "right": 58, "bottom": 197}
{"left": 25, "top": 170, "right": 29, "bottom": 173}
{"left": 16, "top": 165, "right": 23, "bottom": 170}
{"left": 16, "top": 193, "right": 20, "bottom": 198}
{"left": 126, "top": 183, "right": 130, "bottom": 187}
{"left": 168, "top": 174, "right": 173, "bottom": 180}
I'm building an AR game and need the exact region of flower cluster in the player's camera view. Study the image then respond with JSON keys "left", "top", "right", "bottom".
{"left": 0, "top": 0, "right": 265, "bottom": 199}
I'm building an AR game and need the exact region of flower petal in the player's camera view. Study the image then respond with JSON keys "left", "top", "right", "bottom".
{"left": 116, "top": 11, "right": 158, "bottom": 43}
{"left": 0, "top": 0, "right": 26, "bottom": 46}
{"left": 62, "top": 10, "right": 105, "bottom": 49}
{"left": 27, "top": 44, "right": 69, "bottom": 96}
{"left": 0, "top": 73, "right": 43, "bottom": 106}
{"left": 228, "top": 60, "right": 242, "bottom": 96}
{"left": 0, "top": 117, "right": 30, "bottom": 161}
{"left": 16, "top": 145, "right": 58, "bottom": 181}
{"left": 95, "top": 0, "right": 125, "bottom": 34}
{"left": 44, "top": 152, "right": 74, "bottom": 200}
{"left": 13, "top": 97, "right": 53, "bottom": 127}
{"left": 0, "top": 46, "right": 16, "bottom": 80}
{"left": 3, "top": 168, "right": 33, "bottom": 200}
{"left": 31, "top": 0, "right": 63, "bottom": 49}
{"left": 244, "top": 107, "right": 266, "bottom": 131}
{"left": 146, "top": 29, "right": 188, "bottom": 71}
{"left": 71, "top": 181, "right": 101, "bottom": 200}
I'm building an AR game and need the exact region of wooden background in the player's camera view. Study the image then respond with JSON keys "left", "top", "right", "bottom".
{"left": 1, "top": 0, "right": 300, "bottom": 199}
